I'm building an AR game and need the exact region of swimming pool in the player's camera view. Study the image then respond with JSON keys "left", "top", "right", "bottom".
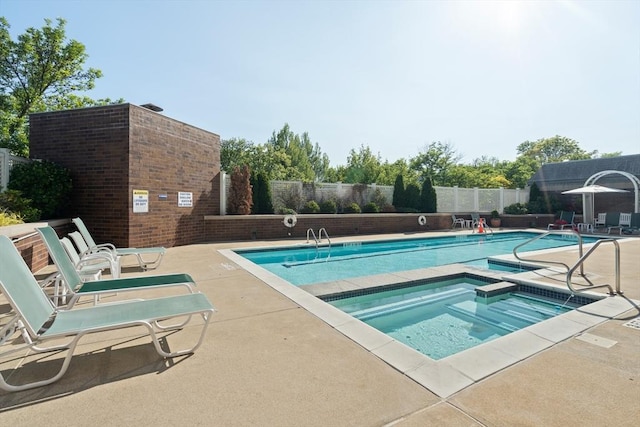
{"left": 326, "top": 276, "right": 580, "bottom": 359}
{"left": 236, "top": 231, "right": 599, "bottom": 286}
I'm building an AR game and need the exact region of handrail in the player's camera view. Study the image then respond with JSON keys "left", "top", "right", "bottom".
{"left": 567, "top": 239, "right": 620, "bottom": 296}
{"left": 306, "top": 228, "right": 318, "bottom": 245}
{"left": 513, "top": 230, "right": 621, "bottom": 296}
{"left": 318, "top": 228, "right": 331, "bottom": 248}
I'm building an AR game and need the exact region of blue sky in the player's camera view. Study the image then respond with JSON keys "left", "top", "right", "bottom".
{"left": 2, "top": 0, "right": 639, "bottom": 166}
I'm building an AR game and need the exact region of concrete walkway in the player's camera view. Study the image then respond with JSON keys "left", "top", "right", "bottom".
{"left": 1, "top": 232, "right": 639, "bottom": 426}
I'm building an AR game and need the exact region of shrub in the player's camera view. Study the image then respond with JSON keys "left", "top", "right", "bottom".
{"left": 0, "top": 209, "right": 24, "bottom": 226}
{"left": 343, "top": 202, "right": 361, "bottom": 214}
{"left": 0, "top": 190, "right": 41, "bottom": 222}
{"left": 301, "top": 200, "right": 320, "bottom": 214}
{"left": 319, "top": 199, "right": 337, "bottom": 214}
{"left": 8, "top": 160, "right": 72, "bottom": 219}
{"left": 419, "top": 177, "right": 437, "bottom": 213}
{"left": 371, "top": 188, "right": 387, "bottom": 209}
{"left": 362, "top": 202, "right": 379, "bottom": 213}
{"left": 251, "top": 172, "right": 274, "bottom": 214}
{"left": 275, "top": 184, "right": 304, "bottom": 213}
{"left": 503, "top": 203, "right": 528, "bottom": 215}
{"left": 405, "top": 183, "right": 421, "bottom": 210}
{"left": 392, "top": 174, "right": 406, "bottom": 209}
{"left": 228, "top": 165, "right": 253, "bottom": 215}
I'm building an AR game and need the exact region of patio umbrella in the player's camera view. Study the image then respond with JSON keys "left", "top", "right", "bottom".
{"left": 562, "top": 185, "right": 628, "bottom": 224}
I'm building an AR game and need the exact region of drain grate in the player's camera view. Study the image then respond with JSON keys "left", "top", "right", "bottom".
{"left": 622, "top": 317, "right": 640, "bottom": 330}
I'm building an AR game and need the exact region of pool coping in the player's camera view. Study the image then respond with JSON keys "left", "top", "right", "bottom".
{"left": 219, "top": 239, "right": 637, "bottom": 398}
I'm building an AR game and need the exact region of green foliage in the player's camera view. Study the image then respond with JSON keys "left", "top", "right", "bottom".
{"left": 275, "top": 183, "right": 304, "bottom": 213}
{"left": 419, "top": 177, "right": 437, "bottom": 213}
{"left": 0, "top": 17, "right": 119, "bottom": 156}
{"left": 410, "top": 141, "right": 462, "bottom": 186}
{"left": 227, "top": 165, "right": 252, "bottom": 215}
{"left": 343, "top": 202, "right": 361, "bottom": 214}
{"left": 516, "top": 135, "right": 594, "bottom": 169}
{"left": 491, "top": 210, "right": 500, "bottom": 219}
{"left": 0, "top": 190, "right": 41, "bottom": 222}
{"left": 343, "top": 145, "right": 383, "bottom": 184}
{"left": 250, "top": 172, "right": 274, "bottom": 214}
{"left": 301, "top": 200, "right": 320, "bottom": 214}
{"left": 503, "top": 203, "right": 528, "bottom": 215}
{"left": 371, "top": 188, "right": 388, "bottom": 209}
{"left": 392, "top": 174, "right": 405, "bottom": 208}
{"left": 319, "top": 199, "right": 337, "bottom": 214}
{"left": 405, "top": 183, "right": 421, "bottom": 210}
{"left": 0, "top": 209, "right": 24, "bottom": 226}
{"left": 8, "top": 161, "right": 71, "bottom": 219}
{"left": 362, "top": 202, "right": 379, "bottom": 213}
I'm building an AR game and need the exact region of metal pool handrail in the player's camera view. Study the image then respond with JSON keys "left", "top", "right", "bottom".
{"left": 512, "top": 230, "right": 621, "bottom": 296}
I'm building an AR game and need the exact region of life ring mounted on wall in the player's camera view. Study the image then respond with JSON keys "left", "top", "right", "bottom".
{"left": 418, "top": 215, "right": 427, "bottom": 226}
{"left": 284, "top": 214, "right": 298, "bottom": 228}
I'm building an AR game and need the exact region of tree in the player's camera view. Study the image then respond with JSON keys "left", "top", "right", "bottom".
{"left": 419, "top": 177, "right": 437, "bottom": 213}
{"left": 343, "top": 144, "right": 383, "bottom": 184}
{"left": 0, "top": 17, "right": 119, "bottom": 156}
{"left": 392, "top": 174, "right": 405, "bottom": 208}
{"left": 410, "top": 141, "right": 462, "bottom": 186}
{"left": 516, "top": 135, "right": 594, "bottom": 168}
{"left": 251, "top": 172, "right": 273, "bottom": 214}
{"left": 266, "top": 123, "right": 329, "bottom": 182}
{"left": 228, "top": 165, "right": 252, "bottom": 215}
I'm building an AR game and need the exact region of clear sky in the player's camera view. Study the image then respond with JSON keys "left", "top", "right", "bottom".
{"left": 2, "top": 0, "right": 639, "bottom": 166}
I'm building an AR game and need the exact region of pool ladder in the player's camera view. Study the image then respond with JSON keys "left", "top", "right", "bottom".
{"left": 512, "top": 229, "right": 621, "bottom": 296}
{"left": 306, "top": 228, "right": 331, "bottom": 260}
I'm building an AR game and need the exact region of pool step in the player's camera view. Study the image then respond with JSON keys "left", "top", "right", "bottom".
{"left": 351, "top": 288, "right": 474, "bottom": 321}
{"left": 447, "top": 301, "right": 521, "bottom": 332}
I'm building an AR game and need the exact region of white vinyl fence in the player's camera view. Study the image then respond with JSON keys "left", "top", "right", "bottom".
{"left": 220, "top": 173, "right": 529, "bottom": 214}
{"left": 0, "top": 148, "right": 30, "bottom": 191}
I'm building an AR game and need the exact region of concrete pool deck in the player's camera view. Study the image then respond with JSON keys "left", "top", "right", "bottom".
{"left": 1, "top": 230, "right": 639, "bottom": 425}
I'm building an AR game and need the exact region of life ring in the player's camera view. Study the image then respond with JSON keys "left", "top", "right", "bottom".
{"left": 284, "top": 214, "right": 297, "bottom": 228}
{"left": 418, "top": 215, "right": 427, "bottom": 226}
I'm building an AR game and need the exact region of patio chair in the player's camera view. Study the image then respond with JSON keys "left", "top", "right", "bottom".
{"left": 470, "top": 212, "right": 482, "bottom": 228}
{"left": 621, "top": 213, "right": 640, "bottom": 235}
{"left": 547, "top": 211, "right": 576, "bottom": 230}
{"left": 594, "top": 213, "right": 607, "bottom": 229}
{"left": 60, "top": 236, "right": 121, "bottom": 279}
{"left": 0, "top": 234, "right": 215, "bottom": 392}
{"left": 72, "top": 217, "right": 165, "bottom": 271}
{"left": 37, "top": 226, "right": 196, "bottom": 307}
{"left": 451, "top": 214, "right": 466, "bottom": 229}
{"left": 607, "top": 212, "right": 631, "bottom": 235}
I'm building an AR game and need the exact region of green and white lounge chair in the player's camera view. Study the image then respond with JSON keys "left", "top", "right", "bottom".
{"left": 72, "top": 217, "right": 165, "bottom": 271}
{"left": 37, "top": 226, "right": 195, "bottom": 307}
{"left": 60, "top": 236, "right": 121, "bottom": 279}
{"left": 0, "top": 235, "right": 215, "bottom": 392}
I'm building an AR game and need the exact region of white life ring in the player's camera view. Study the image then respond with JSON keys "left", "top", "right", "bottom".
{"left": 284, "top": 214, "right": 297, "bottom": 228}
{"left": 418, "top": 215, "right": 427, "bottom": 226}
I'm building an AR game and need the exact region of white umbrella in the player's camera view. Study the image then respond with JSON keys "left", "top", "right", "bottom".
{"left": 562, "top": 185, "right": 628, "bottom": 224}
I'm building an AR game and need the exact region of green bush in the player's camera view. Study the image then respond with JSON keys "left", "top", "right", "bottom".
{"left": 251, "top": 172, "right": 274, "bottom": 214}
{"left": 8, "top": 160, "right": 72, "bottom": 219}
{"left": 503, "top": 203, "right": 528, "bottom": 215}
{"left": 301, "top": 200, "right": 320, "bottom": 214}
{"left": 0, "top": 190, "right": 41, "bottom": 222}
{"left": 319, "top": 199, "right": 337, "bottom": 214}
{"left": 362, "top": 202, "right": 379, "bottom": 213}
{"left": 344, "top": 202, "right": 361, "bottom": 214}
{"left": 0, "top": 209, "right": 24, "bottom": 226}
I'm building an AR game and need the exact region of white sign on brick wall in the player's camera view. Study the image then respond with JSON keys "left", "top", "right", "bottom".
{"left": 133, "top": 189, "right": 149, "bottom": 213}
{"left": 178, "top": 191, "right": 193, "bottom": 207}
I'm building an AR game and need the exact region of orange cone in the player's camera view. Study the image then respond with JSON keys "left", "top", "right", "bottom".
{"left": 478, "top": 218, "right": 484, "bottom": 233}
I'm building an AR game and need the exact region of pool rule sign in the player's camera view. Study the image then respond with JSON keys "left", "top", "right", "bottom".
{"left": 133, "top": 189, "right": 149, "bottom": 213}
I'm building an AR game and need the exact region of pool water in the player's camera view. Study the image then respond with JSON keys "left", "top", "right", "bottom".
{"left": 237, "top": 232, "right": 597, "bottom": 286}
{"left": 328, "top": 277, "right": 578, "bottom": 360}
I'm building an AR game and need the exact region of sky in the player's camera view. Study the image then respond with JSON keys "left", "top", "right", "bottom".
{"left": 2, "top": 0, "right": 639, "bottom": 166}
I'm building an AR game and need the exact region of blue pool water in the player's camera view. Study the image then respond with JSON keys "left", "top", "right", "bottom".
{"left": 328, "top": 277, "right": 579, "bottom": 359}
{"left": 237, "top": 232, "right": 598, "bottom": 286}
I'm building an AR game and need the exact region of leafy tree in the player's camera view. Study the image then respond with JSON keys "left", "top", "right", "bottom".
{"left": 410, "top": 141, "right": 462, "bottom": 186}
{"left": 419, "top": 177, "right": 437, "bottom": 213}
{"left": 228, "top": 165, "right": 252, "bottom": 215}
{"left": 0, "top": 17, "right": 119, "bottom": 156}
{"left": 516, "top": 135, "right": 594, "bottom": 168}
{"left": 343, "top": 144, "right": 382, "bottom": 184}
{"left": 392, "top": 174, "right": 406, "bottom": 208}
{"left": 250, "top": 172, "right": 273, "bottom": 214}
{"left": 266, "top": 123, "right": 329, "bottom": 182}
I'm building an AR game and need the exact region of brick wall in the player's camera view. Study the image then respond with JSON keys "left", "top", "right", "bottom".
{"left": 29, "top": 104, "right": 220, "bottom": 248}
{"left": 1, "top": 220, "right": 73, "bottom": 272}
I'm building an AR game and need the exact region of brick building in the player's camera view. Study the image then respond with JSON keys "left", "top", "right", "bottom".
{"left": 29, "top": 103, "right": 221, "bottom": 248}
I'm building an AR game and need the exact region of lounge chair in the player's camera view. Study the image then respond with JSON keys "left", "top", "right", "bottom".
{"left": 451, "top": 214, "right": 466, "bottom": 229}
{"left": 0, "top": 234, "right": 215, "bottom": 392}
{"left": 72, "top": 217, "right": 165, "bottom": 271}
{"left": 621, "top": 212, "right": 640, "bottom": 235}
{"left": 607, "top": 212, "right": 631, "bottom": 235}
{"left": 60, "top": 236, "right": 121, "bottom": 279}
{"left": 547, "top": 211, "right": 576, "bottom": 230}
{"left": 37, "top": 226, "right": 195, "bottom": 307}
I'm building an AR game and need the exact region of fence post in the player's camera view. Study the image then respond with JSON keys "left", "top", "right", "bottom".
{"left": 499, "top": 187, "right": 505, "bottom": 213}
{"left": 0, "top": 148, "right": 8, "bottom": 191}
{"left": 453, "top": 186, "right": 459, "bottom": 212}
{"left": 220, "top": 172, "right": 227, "bottom": 215}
